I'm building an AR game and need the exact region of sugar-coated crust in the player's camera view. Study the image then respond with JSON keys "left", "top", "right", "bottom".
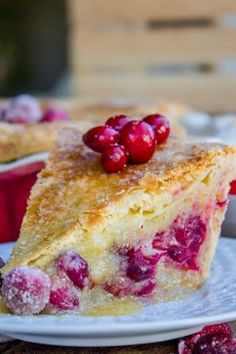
{"left": 2, "top": 127, "right": 236, "bottom": 275}
{"left": 0, "top": 98, "right": 187, "bottom": 163}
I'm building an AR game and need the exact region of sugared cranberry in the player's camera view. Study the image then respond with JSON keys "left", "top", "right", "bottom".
{"left": 2, "top": 266, "right": 50, "bottom": 315}
{"left": 143, "top": 114, "right": 170, "bottom": 144}
{"left": 49, "top": 284, "right": 79, "bottom": 311}
{"left": 106, "top": 115, "right": 131, "bottom": 132}
{"left": 4, "top": 94, "right": 42, "bottom": 124}
{"left": 83, "top": 125, "right": 119, "bottom": 152}
{"left": 178, "top": 323, "right": 235, "bottom": 354}
{"left": 126, "top": 248, "right": 156, "bottom": 282}
{"left": 101, "top": 145, "right": 127, "bottom": 173}
{"left": 41, "top": 108, "right": 69, "bottom": 122}
{"left": 57, "top": 250, "right": 89, "bottom": 289}
{"left": 134, "top": 279, "right": 156, "bottom": 297}
{"left": 120, "top": 121, "right": 156, "bottom": 164}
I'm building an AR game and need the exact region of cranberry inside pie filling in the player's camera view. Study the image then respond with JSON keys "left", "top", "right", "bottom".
{"left": 1, "top": 132, "right": 236, "bottom": 316}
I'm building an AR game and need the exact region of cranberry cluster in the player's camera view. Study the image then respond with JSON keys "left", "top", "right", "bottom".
{"left": 179, "top": 323, "right": 236, "bottom": 353}
{"left": 106, "top": 246, "right": 157, "bottom": 298}
{"left": 83, "top": 114, "right": 170, "bottom": 173}
{"left": 0, "top": 94, "right": 69, "bottom": 124}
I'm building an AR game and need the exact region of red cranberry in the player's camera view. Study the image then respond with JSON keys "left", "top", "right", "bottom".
{"left": 178, "top": 323, "right": 235, "bottom": 354}
{"left": 216, "top": 199, "right": 228, "bottom": 208}
{"left": 49, "top": 284, "right": 79, "bottom": 311}
{"left": 126, "top": 248, "right": 156, "bottom": 282}
{"left": 105, "top": 279, "right": 132, "bottom": 298}
{"left": 41, "top": 108, "right": 69, "bottom": 122}
{"left": 126, "top": 262, "right": 155, "bottom": 282}
{"left": 120, "top": 121, "right": 156, "bottom": 164}
{"left": 57, "top": 250, "right": 89, "bottom": 289}
{"left": 106, "top": 115, "right": 131, "bottom": 132}
{"left": 152, "top": 232, "right": 168, "bottom": 250}
{"left": 173, "top": 216, "right": 206, "bottom": 250}
{"left": 83, "top": 125, "right": 119, "bottom": 152}
{"left": 2, "top": 266, "right": 51, "bottom": 315}
{"left": 167, "top": 245, "right": 198, "bottom": 270}
{"left": 4, "top": 94, "right": 42, "bottom": 124}
{"left": 134, "top": 279, "right": 156, "bottom": 297}
{"left": 167, "top": 245, "right": 188, "bottom": 263}
{"left": 143, "top": 114, "right": 170, "bottom": 144}
{"left": 101, "top": 145, "right": 127, "bottom": 173}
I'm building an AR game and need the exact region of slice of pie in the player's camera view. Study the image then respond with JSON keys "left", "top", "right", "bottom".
{"left": 2, "top": 128, "right": 236, "bottom": 315}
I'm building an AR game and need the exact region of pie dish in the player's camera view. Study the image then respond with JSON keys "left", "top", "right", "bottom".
{"left": 0, "top": 97, "right": 187, "bottom": 163}
{"left": 1, "top": 127, "right": 236, "bottom": 316}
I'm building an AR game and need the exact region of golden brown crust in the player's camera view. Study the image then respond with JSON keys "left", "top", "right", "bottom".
{"left": 2, "top": 127, "right": 236, "bottom": 274}
{"left": 0, "top": 98, "right": 187, "bottom": 163}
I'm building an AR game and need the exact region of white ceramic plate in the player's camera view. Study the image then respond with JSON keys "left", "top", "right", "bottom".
{"left": 0, "top": 238, "right": 236, "bottom": 347}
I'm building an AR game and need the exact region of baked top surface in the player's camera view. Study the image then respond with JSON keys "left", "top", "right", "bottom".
{"left": 3, "top": 126, "right": 236, "bottom": 274}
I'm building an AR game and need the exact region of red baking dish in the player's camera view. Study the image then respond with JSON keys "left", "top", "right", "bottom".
{"left": 0, "top": 153, "right": 48, "bottom": 243}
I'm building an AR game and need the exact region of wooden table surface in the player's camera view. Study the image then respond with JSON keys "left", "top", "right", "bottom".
{"left": 1, "top": 321, "right": 235, "bottom": 354}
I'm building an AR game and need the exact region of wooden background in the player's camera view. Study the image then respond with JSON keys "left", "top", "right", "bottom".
{"left": 68, "top": 0, "right": 236, "bottom": 113}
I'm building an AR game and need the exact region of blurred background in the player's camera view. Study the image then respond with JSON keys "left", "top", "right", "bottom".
{"left": 1, "top": 0, "right": 236, "bottom": 113}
